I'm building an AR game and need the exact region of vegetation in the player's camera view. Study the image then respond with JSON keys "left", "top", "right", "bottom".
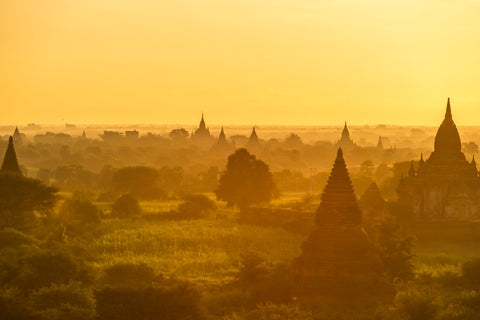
{"left": 216, "top": 148, "right": 277, "bottom": 214}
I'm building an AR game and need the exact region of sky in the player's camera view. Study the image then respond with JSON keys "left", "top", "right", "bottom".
{"left": 1, "top": 0, "right": 479, "bottom": 125}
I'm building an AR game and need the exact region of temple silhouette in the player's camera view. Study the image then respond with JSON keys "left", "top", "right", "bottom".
{"left": 294, "top": 148, "right": 391, "bottom": 298}
{"left": 397, "top": 98, "right": 480, "bottom": 220}
{"left": 336, "top": 122, "right": 355, "bottom": 148}
{"left": 191, "top": 114, "right": 212, "bottom": 142}
{"left": 1, "top": 136, "right": 22, "bottom": 175}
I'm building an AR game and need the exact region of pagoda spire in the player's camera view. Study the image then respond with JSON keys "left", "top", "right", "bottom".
{"left": 408, "top": 161, "right": 416, "bottom": 177}
{"left": 445, "top": 97, "right": 452, "bottom": 120}
{"left": 316, "top": 148, "right": 361, "bottom": 226}
{"left": 218, "top": 126, "right": 227, "bottom": 144}
{"left": 1, "top": 137, "right": 22, "bottom": 174}
{"left": 433, "top": 98, "right": 461, "bottom": 155}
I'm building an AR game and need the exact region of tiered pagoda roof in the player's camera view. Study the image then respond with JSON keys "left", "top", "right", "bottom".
{"left": 1, "top": 137, "right": 22, "bottom": 174}
{"left": 316, "top": 148, "right": 361, "bottom": 226}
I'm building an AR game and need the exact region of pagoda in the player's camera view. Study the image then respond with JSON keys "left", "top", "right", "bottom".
{"left": 218, "top": 126, "right": 227, "bottom": 145}
{"left": 191, "top": 114, "right": 211, "bottom": 141}
{"left": 336, "top": 122, "right": 355, "bottom": 148}
{"left": 377, "top": 136, "right": 384, "bottom": 149}
{"left": 1, "top": 137, "right": 22, "bottom": 175}
{"left": 13, "top": 126, "right": 23, "bottom": 143}
{"left": 397, "top": 98, "right": 480, "bottom": 220}
{"left": 294, "top": 148, "right": 390, "bottom": 298}
{"left": 245, "top": 127, "right": 260, "bottom": 149}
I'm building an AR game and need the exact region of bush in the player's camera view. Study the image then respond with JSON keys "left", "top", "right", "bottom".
{"left": 103, "top": 263, "right": 156, "bottom": 288}
{"left": 177, "top": 194, "right": 216, "bottom": 219}
{"left": 58, "top": 198, "right": 100, "bottom": 224}
{"left": 111, "top": 195, "right": 141, "bottom": 219}
{"left": 15, "top": 248, "right": 93, "bottom": 290}
{"left": 462, "top": 258, "right": 480, "bottom": 284}
{"left": 96, "top": 282, "right": 207, "bottom": 320}
{"left": 29, "top": 282, "right": 96, "bottom": 320}
{"left": 224, "top": 303, "right": 313, "bottom": 320}
{"left": 394, "top": 288, "right": 437, "bottom": 320}
{"left": 0, "top": 228, "right": 37, "bottom": 249}
{"left": 112, "top": 167, "right": 166, "bottom": 200}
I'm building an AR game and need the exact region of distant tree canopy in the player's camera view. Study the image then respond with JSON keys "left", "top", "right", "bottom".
{"left": 112, "top": 166, "right": 165, "bottom": 200}
{"left": 169, "top": 128, "right": 189, "bottom": 140}
{"left": 215, "top": 148, "right": 276, "bottom": 211}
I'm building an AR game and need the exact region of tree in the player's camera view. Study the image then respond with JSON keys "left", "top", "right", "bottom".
{"left": 169, "top": 128, "right": 189, "bottom": 141}
{"left": 111, "top": 194, "right": 141, "bottom": 219}
{"left": 58, "top": 194, "right": 100, "bottom": 225}
{"left": 215, "top": 149, "right": 276, "bottom": 213}
{"left": 177, "top": 194, "right": 216, "bottom": 219}
{"left": 0, "top": 173, "right": 57, "bottom": 228}
{"left": 112, "top": 167, "right": 165, "bottom": 200}
{"left": 462, "top": 141, "right": 479, "bottom": 155}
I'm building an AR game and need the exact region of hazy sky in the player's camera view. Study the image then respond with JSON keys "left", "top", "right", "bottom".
{"left": 1, "top": 0, "right": 479, "bottom": 125}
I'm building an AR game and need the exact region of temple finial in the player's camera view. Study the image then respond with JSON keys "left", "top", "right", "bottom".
{"left": 445, "top": 98, "right": 452, "bottom": 120}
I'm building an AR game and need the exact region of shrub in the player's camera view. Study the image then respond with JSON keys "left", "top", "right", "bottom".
{"left": 15, "top": 248, "right": 93, "bottom": 290}
{"left": 177, "top": 194, "right": 216, "bottom": 219}
{"left": 58, "top": 198, "right": 100, "bottom": 224}
{"left": 462, "top": 258, "right": 480, "bottom": 284}
{"left": 112, "top": 167, "right": 166, "bottom": 200}
{"left": 394, "top": 288, "right": 437, "bottom": 320}
{"left": 111, "top": 195, "right": 141, "bottom": 219}
{"left": 103, "top": 263, "right": 156, "bottom": 288}
{"left": 224, "top": 303, "right": 313, "bottom": 320}
{"left": 29, "top": 282, "right": 95, "bottom": 320}
{"left": 96, "top": 282, "right": 207, "bottom": 320}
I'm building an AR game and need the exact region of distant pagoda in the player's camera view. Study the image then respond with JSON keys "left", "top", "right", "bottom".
{"left": 13, "top": 126, "right": 22, "bottom": 143}
{"left": 336, "top": 122, "right": 355, "bottom": 148}
{"left": 218, "top": 126, "right": 227, "bottom": 145}
{"left": 377, "top": 136, "right": 384, "bottom": 149}
{"left": 294, "top": 148, "right": 391, "bottom": 298}
{"left": 1, "top": 137, "right": 22, "bottom": 175}
{"left": 191, "top": 114, "right": 211, "bottom": 142}
{"left": 397, "top": 98, "right": 480, "bottom": 220}
{"left": 245, "top": 126, "right": 260, "bottom": 149}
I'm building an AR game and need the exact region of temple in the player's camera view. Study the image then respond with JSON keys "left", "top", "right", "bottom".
{"left": 1, "top": 137, "right": 22, "bottom": 175}
{"left": 218, "top": 126, "right": 227, "bottom": 145}
{"left": 245, "top": 127, "right": 260, "bottom": 149}
{"left": 377, "top": 136, "right": 384, "bottom": 149}
{"left": 13, "top": 126, "right": 22, "bottom": 143}
{"left": 336, "top": 122, "right": 355, "bottom": 148}
{"left": 294, "top": 148, "right": 389, "bottom": 297}
{"left": 397, "top": 98, "right": 480, "bottom": 220}
{"left": 191, "top": 114, "right": 211, "bottom": 141}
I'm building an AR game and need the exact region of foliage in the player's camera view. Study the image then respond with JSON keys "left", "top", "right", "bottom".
{"left": 96, "top": 282, "right": 207, "bottom": 320}
{"left": 0, "top": 173, "right": 57, "bottom": 215}
{"left": 461, "top": 258, "right": 480, "bottom": 284}
{"left": 58, "top": 196, "right": 100, "bottom": 224}
{"left": 169, "top": 128, "right": 189, "bottom": 140}
{"left": 14, "top": 247, "right": 93, "bottom": 290}
{"left": 177, "top": 194, "right": 216, "bottom": 219}
{"left": 394, "top": 287, "right": 438, "bottom": 320}
{"left": 216, "top": 148, "right": 277, "bottom": 211}
{"left": 111, "top": 194, "right": 141, "bottom": 219}
{"left": 103, "top": 263, "right": 156, "bottom": 288}
{"left": 29, "top": 282, "right": 96, "bottom": 320}
{"left": 374, "top": 216, "right": 415, "bottom": 281}
{"left": 112, "top": 166, "right": 166, "bottom": 200}
{"left": 224, "top": 303, "right": 313, "bottom": 320}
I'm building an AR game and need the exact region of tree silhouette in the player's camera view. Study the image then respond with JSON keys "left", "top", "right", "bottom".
{"left": 0, "top": 173, "right": 57, "bottom": 228}
{"left": 215, "top": 148, "right": 276, "bottom": 213}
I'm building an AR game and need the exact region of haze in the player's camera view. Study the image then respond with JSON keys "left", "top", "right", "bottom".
{"left": 1, "top": 0, "right": 479, "bottom": 125}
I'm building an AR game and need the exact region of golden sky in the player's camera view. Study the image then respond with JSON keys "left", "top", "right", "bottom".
{"left": 1, "top": 0, "right": 479, "bottom": 125}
